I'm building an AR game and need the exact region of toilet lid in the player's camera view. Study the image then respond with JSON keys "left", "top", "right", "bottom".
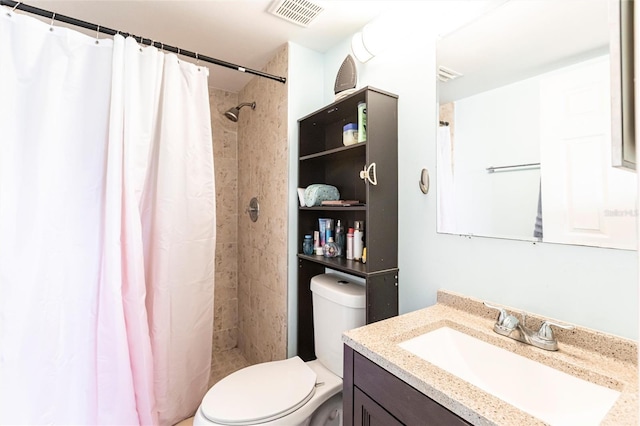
{"left": 201, "top": 356, "right": 317, "bottom": 425}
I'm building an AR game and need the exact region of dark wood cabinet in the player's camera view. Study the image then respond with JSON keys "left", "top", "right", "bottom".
{"left": 344, "top": 345, "right": 472, "bottom": 426}
{"left": 354, "top": 388, "right": 403, "bottom": 426}
{"left": 296, "top": 87, "right": 399, "bottom": 360}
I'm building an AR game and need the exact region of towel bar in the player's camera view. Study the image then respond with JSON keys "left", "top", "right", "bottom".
{"left": 486, "top": 163, "right": 540, "bottom": 173}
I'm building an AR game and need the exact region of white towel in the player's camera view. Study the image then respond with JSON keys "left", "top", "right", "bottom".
{"left": 437, "top": 125, "right": 457, "bottom": 233}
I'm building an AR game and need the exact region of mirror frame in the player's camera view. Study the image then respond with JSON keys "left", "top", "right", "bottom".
{"left": 611, "top": 0, "right": 636, "bottom": 170}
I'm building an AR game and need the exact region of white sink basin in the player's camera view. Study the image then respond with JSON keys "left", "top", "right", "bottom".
{"left": 398, "top": 327, "right": 620, "bottom": 426}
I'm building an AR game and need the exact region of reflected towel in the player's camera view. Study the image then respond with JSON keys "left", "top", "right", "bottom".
{"left": 534, "top": 182, "right": 543, "bottom": 238}
{"left": 437, "top": 125, "right": 457, "bottom": 233}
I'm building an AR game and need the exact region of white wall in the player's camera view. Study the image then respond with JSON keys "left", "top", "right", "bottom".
{"left": 286, "top": 15, "right": 638, "bottom": 341}
{"left": 453, "top": 78, "right": 540, "bottom": 239}
{"left": 286, "top": 42, "right": 325, "bottom": 357}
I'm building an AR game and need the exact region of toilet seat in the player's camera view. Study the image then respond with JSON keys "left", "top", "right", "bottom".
{"left": 200, "top": 356, "right": 318, "bottom": 425}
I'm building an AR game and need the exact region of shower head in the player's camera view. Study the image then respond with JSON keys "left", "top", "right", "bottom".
{"left": 224, "top": 102, "right": 256, "bottom": 122}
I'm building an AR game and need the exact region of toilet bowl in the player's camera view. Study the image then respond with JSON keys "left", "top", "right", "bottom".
{"left": 193, "top": 358, "right": 342, "bottom": 426}
{"left": 194, "top": 273, "right": 366, "bottom": 426}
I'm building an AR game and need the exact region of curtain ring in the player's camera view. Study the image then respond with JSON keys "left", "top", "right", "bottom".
{"left": 49, "top": 12, "right": 55, "bottom": 31}
{"left": 95, "top": 25, "right": 100, "bottom": 44}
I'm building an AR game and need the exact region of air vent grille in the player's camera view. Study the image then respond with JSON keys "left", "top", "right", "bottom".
{"left": 438, "top": 66, "right": 463, "bottom": 82}
{"left": 268, "top": 0, "right": 324, "bottom": 27}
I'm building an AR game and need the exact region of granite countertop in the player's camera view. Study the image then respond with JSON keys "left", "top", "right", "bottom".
{"left": 342, "top": 290, "right": 638, "bottom": 426}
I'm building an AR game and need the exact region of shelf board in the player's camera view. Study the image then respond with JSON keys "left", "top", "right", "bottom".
{"left": 297, "top": 254, "right": 367, "bottom": 277}
{"left": 299, "top": 205, "right": 366, "bottom": 211}
{"left": 300, "top": 142, "right": 366, "bottom": 161}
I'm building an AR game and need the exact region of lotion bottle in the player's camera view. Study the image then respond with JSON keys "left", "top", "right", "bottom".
{"left": 353, "top": 221, "right": 364, "bottom": 261}
{"left": 346, "top": 227, "right": 354, "bottom": 260}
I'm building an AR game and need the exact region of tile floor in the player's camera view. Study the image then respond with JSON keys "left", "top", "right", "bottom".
{"left": 174, "top": 347, "right": 250, "bottom": 426}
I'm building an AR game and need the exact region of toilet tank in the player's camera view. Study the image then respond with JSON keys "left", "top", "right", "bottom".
{"left": 310, "top": 273, "right": 366, "bottom": 378}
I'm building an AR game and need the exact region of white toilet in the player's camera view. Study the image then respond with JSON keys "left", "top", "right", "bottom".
{"left": 194, "top": 273, "right": 366, "bottom": 426}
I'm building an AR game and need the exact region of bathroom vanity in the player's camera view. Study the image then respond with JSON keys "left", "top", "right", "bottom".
{"left": 342, "top": 290, "right": 638, "bottom": 425}
{"left": 343, "top": 345, "right": 470, "bottom": 425}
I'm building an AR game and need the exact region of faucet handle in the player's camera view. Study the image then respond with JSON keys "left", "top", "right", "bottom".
{"left": 483, "top": 302, "right": 507, "bottom": 326}
{"left": 538, "top": 320, "right": 575, "bottom": 341}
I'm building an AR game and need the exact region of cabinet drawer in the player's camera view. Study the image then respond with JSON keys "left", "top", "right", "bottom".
{"left": 353, "top": 352, "right": 471, "bottom": 425}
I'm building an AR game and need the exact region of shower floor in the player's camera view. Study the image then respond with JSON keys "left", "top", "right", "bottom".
{"left": 209, "top": 347, "right": 251, "bottom": 387}
{"left": 174, "top": 347, "right": 250, "bottom": 426}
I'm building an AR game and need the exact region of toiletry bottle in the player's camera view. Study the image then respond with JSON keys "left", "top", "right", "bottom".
{"left": 303, "top": 235, "right": 314, "bottom": 255}
{"left": 324, "top": 228, "right": 333, "bottom": 256}
{"left": 323, "top": 237, "right": 339, "bottom": 258}
{"left": 357, "top": 102, "right": 367, "bottom": 143}
{"left": 346, "top": 227, "right": 354, "bottom": 260}
{"left": 314, "top": 230, "right": 322, "bottom": 255}
{"left": 318, "top": 218, "right": 328, "bottom": 247}
{"left": 353, "top": 221, "right": 364, "bottom": 261}
{"left": 326, "top": 218, "right": 334, "bottom": 245}
{"left": 335, "top": 219, "right": 345, "bottom": 257}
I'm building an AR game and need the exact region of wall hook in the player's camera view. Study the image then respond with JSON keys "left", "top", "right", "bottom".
{"left": 419, "top": 168, "right": 430, "bottom": 194}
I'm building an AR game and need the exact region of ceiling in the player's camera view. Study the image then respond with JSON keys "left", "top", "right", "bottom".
{"left": 438, "top": 0, "right": 610, "bottom": 103}
{"left": 22, "top": 0, "right": 402, "bottom": 92}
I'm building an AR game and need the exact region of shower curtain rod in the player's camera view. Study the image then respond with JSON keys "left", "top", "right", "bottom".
{"left": 0, "top": 0, "right": 287, "bottom": 84}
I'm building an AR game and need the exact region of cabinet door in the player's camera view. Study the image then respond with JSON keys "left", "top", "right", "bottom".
{"left": 353, "top": 351, "right": 471, "bottom": 425}
{"left": 364, "top": 90, "right": 398, "bottom": 272}
{"left": 354, "top": 388, "right": 402, "bottom": 426}
{"left": 539, "top": 56, "right": 636, "bottom": 250}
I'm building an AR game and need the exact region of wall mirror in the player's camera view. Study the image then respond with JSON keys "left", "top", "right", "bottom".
{"left": 436, "top": 0, "right": 637, "bottom": 250}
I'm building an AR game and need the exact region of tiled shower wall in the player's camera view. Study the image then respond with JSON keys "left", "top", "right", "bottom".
{"left": 209, "top": 88, "right": 239, "bottom": 353}
{"left": 237, "top": 44, "right": 289, "bottom": 364}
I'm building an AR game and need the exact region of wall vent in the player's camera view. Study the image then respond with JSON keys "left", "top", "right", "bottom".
{"left": 268, "top": 0, "right": 324, "bottom": 27}
{"left": 438, "top": 66, "right": 463, "bottom": 82}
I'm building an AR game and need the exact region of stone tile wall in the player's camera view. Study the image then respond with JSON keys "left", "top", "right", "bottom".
{"left": 209, "top": 88, "right": 240, "bottom": 353}
{"left": 237, "top": 44, "right": 289, "bottom": 364}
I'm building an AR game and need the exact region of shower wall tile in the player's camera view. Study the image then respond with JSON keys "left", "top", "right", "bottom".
{"left": 209, "top": 88, "right": 239, "bottom": 354}
{"left": 212, "top": 328, "right": 238, "bottom": 354}
{"left": 237, "top": 44, "right": 289, "bottom": 365}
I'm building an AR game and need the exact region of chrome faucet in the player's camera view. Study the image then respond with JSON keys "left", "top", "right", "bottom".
{"left": 483, "top": 302, "right": 574, "bottom": 351}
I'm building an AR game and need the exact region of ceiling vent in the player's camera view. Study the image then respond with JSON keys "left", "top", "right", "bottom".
{"left": 268, "top": 0, "right": 324, "bottom": 27}
{"left": 438, "top": 66, "right": 463, "bottom": 82}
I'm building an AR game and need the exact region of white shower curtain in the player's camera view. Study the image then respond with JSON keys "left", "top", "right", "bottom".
{"left": 137, "top": 42, "right": 216, "bottom": 426}
{"left": 0, "top": 9, "right": 215, "bottom": 425}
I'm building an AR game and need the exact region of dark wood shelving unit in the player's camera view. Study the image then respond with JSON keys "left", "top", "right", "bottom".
{"left": 297, "top": 87, "right": 399, "bottom": 361}
{"left": 299, "top": 206, "right": 367, "bottom": 212}
{"left": 299, "top": 142, "right": 366, "bottom": 161}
